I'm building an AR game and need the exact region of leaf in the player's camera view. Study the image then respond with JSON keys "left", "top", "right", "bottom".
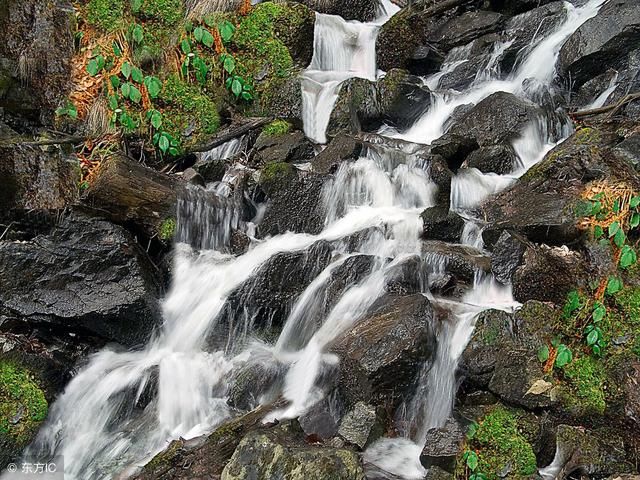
{"left": 110, "top": 75, "right": 121, "bottom": 88}
{"left": 631, "top": 212, "right": 640, "bottom": 229}
{"left": 555, "top": 344, "right": 573, "bottom": 368}
{"left": 614, "top": 228, "right": 626, "bottom": 248}
{"left": 231, "top": 78, "right": 242, "bottom": 97}
{"left": 593, "top": 225, "right": 604, "bottom": 239}
{"left": 223, "top": 55, "right": 235, "bottom": 74}
{"left": 526, "top": 379, "right": 552, "bottom": 396}
{"left": 113, "top": 41, "right": 122, "bottom": 57}
{"left": 202, "top": 29, "right": 214, "bottom": 48}
{"left": 108, "top": 95, "right": 118, "bottom": 110}
{"left": 606, "top": 276, "right": 623, "bottom": 295}
{"left": 96, "top": 55, "right": 106, "bottom": 71}
{"left": 241, "top": 90, "right": 253, "bottom": 101}
{"left": 129, "top": 84, "right": 142, "bottom": 103}
{"left": 181, "top": 39, "right": 191, "bottom": 55}
{"left": 87, "top": 59, "right": 100, "bottom": 76}
{"left": 219, "top": 20, "right": 235, "bottom": 43}
{"left": 631, "top": 196, "right": 640, "bottom": 209}
{"left": 620, "top": 245, "right": 637, "bottom": 269}
{"left": 225, "top": 77, "right": 232, "bottom": 88}
{"left": 592, "top": 302, "right": 606, "bottom": 322}
{"left": 592, "top": 344, "right": 602, "bottom": 356}
{"left": 613, "top": 198, "right": 621, "bottom": 213}
{"left": 121, "top": 61, "right": 132, "bottom": 79}
{"left": 131, "top": 0, "right": 142, "bottom": 12}
{"left": 132, "top": 24, "right": 144, "bottom": 44}
{"left": 609, "top": 221, "right": 620, "bottom": 238}
{"left": 169, "top": 146, "right": 179, "bottom": 156}
{"left": 537, "top": 345, "right": 549, "bottom": 363}
{"left": 466, "top": 451, "right": 478, "bottom": 471}
{"left": 194, "top": 26, "right": 204, "bottom": 42}
{"left": 158, "top": 135, "right": 170, "bottom": 153}
{"left": 467, "top": 422, "right": 478, "bottom": 440}
{"left": 470, "top": 474, "right": 488, "bottom": 480}
{"left": 586, "top": 328, "right": 599, "bottom": 346}
{"left": 131, "top": 67, "right": 144, "bottom": 83}
{"left": 67, "top": 104, "right": 78, "bottom": 119}
{"left": 150, "top": 110, "right": 162, "bottom": 129}
{"left": 591, "top": 201, "right": 602, "bottom": 215}
{"left": 144, "top": 76, "right": 162, "bottom": 98}
{"left": 121, "top": 82, "right": 131, "bottom": 98}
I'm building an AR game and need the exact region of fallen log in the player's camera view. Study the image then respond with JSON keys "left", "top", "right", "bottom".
{"left": 571, "top": 92, "right": 640, "bottom": 119}
{"left": 189, "top": 117, "right": 272, "bottom": 153}
{"left": 82, "top": 154, "right": 183, "bottom": 238}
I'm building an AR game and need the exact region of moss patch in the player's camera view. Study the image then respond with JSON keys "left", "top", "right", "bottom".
{"left": 562, "top": 356, "right": 607, "bottom": 415}
{"left": 471, "top": 406, "right": 537, "bottom": 479}
{"left": 262, "top": 120, "right": 291, "bottom": 137}
{"left": 87, "top": 0, "right": 125, "bottom": 31}
{"left": 158, "top": 217, "right": 176, "bottom": 241}
{"left": 159, "top": 74, "right": 221, "bottom": 147}
{"left": 136, "top": 0, "right": 183, "bottom": 25}
{"left": 0, "top": 361, "right": 48, "bottom": 448}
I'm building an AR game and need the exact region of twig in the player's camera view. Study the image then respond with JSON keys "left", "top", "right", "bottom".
{"left": 189, "top": 117, "right": 271, "bottom": 153}
{"left": 571, "top": 92, "right": 640, "bottom": 118}
{"left": 1, "top": 136, "right": 86, "bottom": 147}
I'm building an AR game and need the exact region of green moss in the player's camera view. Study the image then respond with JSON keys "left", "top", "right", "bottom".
{"left": 261, "top": 162, "right": 292, "bottom": 184}
{"left": 144, "top": 439, "right": 183, "bottom": 472}
{"left": 234, "top": 3, "right": 295, "bottom": 80}
{"left": 137, "top": 0, "right": 183, "bottom": 25}
{"left": 471, "top": 406, "right": 537, "bottom": 479}
{"left": 562, "top": 356, "right": 607, "bottom": 415}
{"left": 0, "top": 361, "right": 48, "bottom": 447}
{"left": 87, "top": 0, "right": 125, "bottom": 32}
{"left": 574, "top": 127, "right": 601, "bottom": 145}
{"left": 160, "top": 74, "right": 221, "bottom": 145}
{"left": 262, "top": 120, "right": 291, "bottom": 136}
{"left": 158, "top": 217, "right": 176, "bottom": 241}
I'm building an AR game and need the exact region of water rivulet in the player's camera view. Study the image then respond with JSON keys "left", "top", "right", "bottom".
{"left": 17, "top": 0, "right": 608, "bottom": 478}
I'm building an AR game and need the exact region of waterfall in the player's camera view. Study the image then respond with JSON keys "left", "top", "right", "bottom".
{"left": 17, "top": 0, "right": 609, "bottom": 479}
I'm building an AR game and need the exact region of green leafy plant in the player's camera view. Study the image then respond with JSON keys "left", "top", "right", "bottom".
{"left": 555, "top": 342, "right": 573, "bottom": 368}
{"left": 153, "top": 131, "right": 179, "bottom": 156}
{"left": 220, "top": 53, "right": 253, "bottom": 101}
{"left": 55, "top": 101, "right": 78, "bottom": 119}
{"left": 87, "top": 54, "right": 106, "bottom": 76}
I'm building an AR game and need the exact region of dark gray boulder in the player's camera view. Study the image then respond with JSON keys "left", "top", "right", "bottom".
{"left": 0, "top": 211, "right": 162, "bottom": 346}
{"left": 614, "top": 131, "right": 640, "bottom": 171}
{"left": 422, "top": 241, "right": 491, "bottom": 285}
{"left": 297, "top": 0, "right": 380, "bottom": 22}
{"left": 558, "top": 0, "right": 640, "bottom": 89}
{"left": 489, "top": 0, "right": 555, "bottom": 15}
{"left": 464, "top": 145, "right": 519, "bottom": 175}
{"left": 332, "top": 293, "right": 436, "bottom": 409}
{"left": 420, "top": 417, "right": 467, "bottom": 472}
{"left": 490, "top": 231, "right": 526, "bottom": 284}
{"left": 251, "top": 131, "right": 315, "bottom": 165}
{"left": 312, "top": 135, "right": 363, "bottom": 174}
{"left": 338, "top": 402, "right": 385, "bottom": 449}
{"left": 421, "top": 205, "right": 465, "bottom": 243}
{"left": 431, "top": 11, "right": 505, "bottom": 53}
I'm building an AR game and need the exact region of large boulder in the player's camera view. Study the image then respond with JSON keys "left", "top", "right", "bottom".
{"left": 430, "top": 11, "right": 504, "bottom": 53}
{"left": 0, "top": 0, "right": 74, "bottom": 121}
{"left": 420, "top": 417, "right": 467, "bottom": 472}
{"left": 221, "top": 422, "right": 366, "bottom": 480}
{"left": 420, "top": 205, "right": 465, "bottom": 243}
{"left": 558, "top": 0, "right": 640, "bottom": 90}
{"left": 489, "top": 0, "right": 555, "bottom": 15}
{"left": 332, "top": 293, "right": 436, "bottom": 409}
{"left": 298, "top": 0, "right": 381, "bottom": 22}
{"left": 338, "top": 402, "right": 385, "bottom": 450}
{"left": 0, "top": 210, "right": 162, "bottom": 346}
{"left": 251, "top": 130, "right": 315, "bottom": 165}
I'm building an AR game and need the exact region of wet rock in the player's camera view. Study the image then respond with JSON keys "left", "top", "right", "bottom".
{"left": 0, "top": 0, "right": 74, "bottom": 120}
{"left": 490, "top": 231, "right": 526, "bottom": 284}
{"left": 425, "top": 466, "right": 455, "bottom": 480}
{"left": 464, "top": 145, "right": 519, "bottom": 175}
{"left": 333, "top": 293, "right": 436, "bottom": 409}
{"left": 376, "top": 69, "right": 433, "bottom": 130}
{"left": 227, "top": 362, "right": 284, "bottom": 411}
{"left": 422, "top": 241, "right": 491, "bottom": 285}
{"left": 328, "top": 78, "right": 379, "bottom": 137}
{"left": 432, "top": 11, "right": 504, "bottom": 53}
{"left": 326, "top": 255, "right": 377, "bottom": 309}
{"left": 420, "top": 417, "right": 467, "bottom": 472}
{"left": 338, "top": 402, "right": 385, "bottom": 450}
{"left": 298, "top": 0, "right": 380, "bottom": 22}
{"left": 221, "top": 241, "right": 333, "bottom": 339}
{"left": 614, "top": 132, "right": 640, "bottom": 171}
{"left": 572, "top": 69, "right": 619, "bottom": 110}
{"left": 558, "top": 0, "right": 640, "bottom": 89}
{"left": 181, "top": 167, "right": 205, "bottom": 187}
{"left": 548, "top": 425, "right": 635, "bottom": 478}
{"left": 299, "top": 396, "right": 342, "bottom": 440}
{"left": 252, "top": 131, "right": 315, "bottom": 165}
{"left": 221, "top": 421, "right": 366, "bottom": 480}
{"left": 490, "top": 0, "right": 555, "bottom": 15}
{"left": 447, "top": 92, "right": 542, "bottom": 148}
{"left": 259, "top": 171, "right": 327, "bottom": 237}
{"left": 193, "top": 157, "right": 226, "bottom": 183}
{"left": 480, "top": 128, "right": 640, "bottom": 248}
{"left": 623, "top": 360, "right": 640, "bottom": 426}
{"left": 430, "top": 134, "right": 479, "bottom": 171}
{"left": 313, "top": 135, "right": 363, "bottom": 174}
{"left": 513, "top": 244, "right": 588, "bottom": 305}
{"left": 385, "top": 256, "right": 425, "bottom": 296}
{"left": 0, "top": 210, "right": 162, "bottom": 346}
{"left": 270, "top": 3, "right": 316, "bottom": 68}
{"left": 258, "top": 76, "right": 304, "bottom": 122}
{"left": 421, "top": 205, "right": 465, "bottom": 243}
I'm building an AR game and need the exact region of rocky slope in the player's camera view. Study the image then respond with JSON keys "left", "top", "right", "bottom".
{"left": 1, "top": 0, "right": 640, "bottom": 478}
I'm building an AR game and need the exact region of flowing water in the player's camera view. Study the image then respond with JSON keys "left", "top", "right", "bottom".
{"left": 16, "top": 0, "right": 608, "bottom": 479}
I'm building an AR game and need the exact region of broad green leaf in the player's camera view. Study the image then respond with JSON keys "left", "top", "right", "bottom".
{"left": 150, "top": 110, "right": 162, "bottom": 129}
{"left": 121, "top": 61, "right": 132, "bottom": 79}
{"left": 592, "top": 344, "right": 602, "bottom": 356}
{"left": 620, "top": 245, "right": 637, "bottom": 269}
{"left": 223, "top": 55, "right": 235, "bottom": 74}
{"left": 225, "top": 77, "right": 232, "bottom": 88}
{"left": 131, "top": 0, "right": 142, "bottom": 12}
{"left": 87, "top": 59, "right": 99, "bottom": 76}
{"left": 96, "top": 55, "right": 105, "bottom": 71}
{"left": 591, "top": 201, "right": 602, "bottom": 215}
{"left": 537, "top": 345, "right": 549, "bottom": 363}
{"left": 110, "top": 75, "right": 121, "bottom": 88}
{"left": 181, "top": 39, "right": 191, "bottom": 55}
{"left": 131, "top": 67, "right": 144, "bottom": 83}
{"left": 593, "top": 225, "right": 604, "bottom": 239}
{"left": 194, "top": 26, "right": 204, "bottom": 42}
{"left": 202, "top": 29, "right": 214, "bottom": 48}
{"left": 555, "top": 345, "right": 572, "bottom": 368}
{"left": 129, "top": 84, "right": 142, "bottom": 103}
{"left": 132, "top": 24, "right": 144, "bottom": 44}
{"left": 606, "top": 276, "right": 623, "bottom": 295}
{"left": 613, "top": 199, "right": 621, "bottom": 213}
{"left": 231, "top": 78, "right": 242, "bottom": 97}
{"left": 219, "top": 21, "right": 235, "bottom": 43}
{"left": 113, "top": 41, "right": 122, "bottom": 57}
{"left": 121, "top": 82, "right": 131, "bottom": 97}
{"left": 631, "top": 212, "right": 640, "bottom": 229}
{"left": 470, "top": 474, "right": 488, "bottom": 480}
{"left": 158, "top": 135, "right": 170, "bottom": 153}
{"left": 631, "top": 196, "right": 640, "bottom": 208}
{"left": 144, "top": 76, "right": 162, "bottom": 98}
{"left": 609, "top": 221, "right": 620, "bottom": 238}
{"left": 614, "top": 228, "right": 626, "bottom": 248}
{"left": 586, "top": 329, "right": 599, "bottom": 346}
{"left": 592, "top": 302, "right": 606, "bottom": 322}
{"left": 241, "top": 90, "right": 253, "bottom": 101}
{"left": 108, "top": 95, "right": 118, "bottom": 110}
{"left": 169, "top": 146, "right": 179, "bottom": 156}
{"left": 466, "top": 451, "right": 478, "bottom": 471}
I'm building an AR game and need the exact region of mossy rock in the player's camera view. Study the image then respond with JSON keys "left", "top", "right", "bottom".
{"left": 259, "top": 162, "right": 295, "bottom": 195}
{"left": 135, "top": 0, "right": 184, "bottom": 25}
{"left": 262, "top": 120, "right": 292, "bottom": 137}
{"left": 466, "top": 406, "right": 538, "bottom": 480}
{"left": 87, "top": 0, "right": 126, "bottom": 31}
{"left": 560, "top": 355, "right": 607, "bottom": 416}
{"left": 0, "top": 360, "right": 48, "bottom": 467}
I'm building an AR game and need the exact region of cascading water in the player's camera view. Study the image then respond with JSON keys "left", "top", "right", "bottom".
{"left": 15, "top": 0, "right": 609, "bottom": 479}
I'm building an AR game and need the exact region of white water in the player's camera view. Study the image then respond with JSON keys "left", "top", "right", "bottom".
{"left": 579, "top": 71, "right": 619, "bottom": 111}
{"left": 17, "top": 1, "right": 608, "bottom": 479}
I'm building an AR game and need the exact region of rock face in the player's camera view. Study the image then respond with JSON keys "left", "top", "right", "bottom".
{"left": 421, "top": 206, "right": 465, "bottom": 242}
{"left": 420, "top": 417, "right": 467, "bottom": 472}
{"left": 0, "top": 0, "right": 74, "bottom": 120}
{"left": 558, "top": 0, "right": 640, "bottom": 89}
{"left": 221, "top": 422, "right": 366, "bottom": 480}
{"left": 0, "top": 211, "right": 162, "bottom": 345}
{"left": 338, "top": 402, "right": 385, "bottom": 449}
{"left": 298, "top": 0, "right": 380, "bottom": 22}
{"left": 332, "top": 293, "right": 436, "bottom": 409}
{"left": 251, "top": 131, "right": 315, "bottom": 165}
